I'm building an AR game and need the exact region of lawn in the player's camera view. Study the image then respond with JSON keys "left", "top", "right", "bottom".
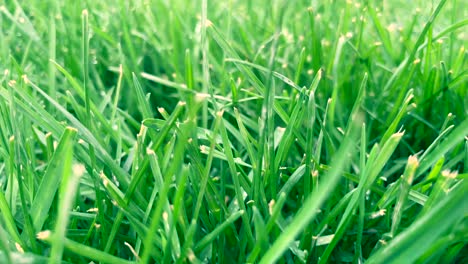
{"left": 0, "top": 0, "right": 467, "bottom": 263}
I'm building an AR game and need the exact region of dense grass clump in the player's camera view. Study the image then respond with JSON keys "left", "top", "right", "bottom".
{"left": 0, "top": 0, "right": 467, "bottom": 263}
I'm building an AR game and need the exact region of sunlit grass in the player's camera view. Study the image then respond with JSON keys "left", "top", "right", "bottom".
{"left": 0, "top": 0, "right": 467, "bottom": 263}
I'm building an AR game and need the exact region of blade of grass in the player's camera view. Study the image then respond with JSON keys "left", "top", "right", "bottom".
{"left": 194, "top": 210, "right": 244, "bottom": 253}
{"left": 319, "top": 132, "right": 404, "bottom": 263}
{"left": 259, "top": 112, "right": 362, "bottom": 263}
{"left": 48, "top": 127, "right": 79, "bottom": 263}
{"left": 218, "top": 110, "right": 255, "bottom": 245}
{"left": 0, "top": 186, "right": 23, "bottom": 248}
{"left": 389, "top": 156, "right": 419, "bottom": 237}
{"left": 30, "top": 127, "right": 78, "bottom": 231}
{"left": 0, "top": 223, "right": 12, "bottom": 263}
{"left": 38, "top": 231, "right": 135, "bottom": 264}
{"left": 366, "top": 180, "right": 468, "bottom": 263}
{"left": 417, "top": 118, "right": 468, "bottom": 179}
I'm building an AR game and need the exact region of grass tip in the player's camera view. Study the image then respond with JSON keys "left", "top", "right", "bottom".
{"left": 393, "top": 131, "right": 405, "bottom": 138}
{"left": 195, "top": 93, "right": 209, "bottom": 102}
{"left": 405, "top": 93, "right": 415, "bottom": 103}
{"left": 73, "top": 163, "right": 86, "bottom": 178}
{"left": 37, "top": 230, "right": 51, "bottom": 240}
{"left": 370, "top": 209, "right": 387, "bottom": 219}
{"left": 379, "top": 239, "right": 388, "bottom": 245}
{"left": 124, "top": 242, "right": 140, "bottom": 261}
{"left": 199, "top": 145, "right": 207, "bottom": 153}
{"left": 204, "top": 19, "right": 213, "bottom": 28}
{"left": 22, "top": 75, "right": 29, "bottom": 84}
{"left": 408, "top": 155, "right": 419, "bottom": 166}
{"left": 268, "top": 200, "right": 275, "bottom": 215}
{"left": 86, "top": 208, "right": 99, "bottom": 213}
{"left": 9, "top": 135, "right": 14, "bottom": 142}
{"left": 137, "top": 125, "right": 147, "bottom": 137}
{"left": 15, "top": 243, "right": 24, "bottom": 253}
{"left": 100, "top": 172, "right": 109, "bottom": 186}
{"left": 442, "top": 170, "right": 458, "bottom": 179}
{"left": 82, "top": 9, "right": 88, "bottom": 16}
{"left": 188, "top": 249, "right": 197, "bottom": 262}
{"left": 65, "top": 126, "right": 78, "bottom": 132}
{"left": 337, "top": 127, "right": 345, "bottom": 135}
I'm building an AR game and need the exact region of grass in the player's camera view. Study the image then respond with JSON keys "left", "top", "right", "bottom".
{"left": 0, "top": 0, "right": 467, "bottom": 263}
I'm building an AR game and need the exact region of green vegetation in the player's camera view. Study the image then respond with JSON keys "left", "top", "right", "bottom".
{"left": 0, "top": 0, "right": 467, "bottom": 263}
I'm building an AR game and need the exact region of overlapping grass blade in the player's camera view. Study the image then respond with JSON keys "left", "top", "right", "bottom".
{"left": 366, "top": 180, "right": 468, "bottom": 263}
{"left": 259, "top": 113, "right": 362, "bottom": 263}
{"left": 30, "top": 127, "right": 78, "bottom": 231}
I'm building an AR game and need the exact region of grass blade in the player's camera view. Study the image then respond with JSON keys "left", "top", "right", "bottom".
{"left": 30, "top": 127, "right": 78, "bottom": 231}
{"left": 48, "top": 127, "right": 79, "bottom": 263}
{"left": 259, "top": 113, "right": 362, "bottom": 263}
{"left": 366, "top": 180, "right": 468, "bottom": 263}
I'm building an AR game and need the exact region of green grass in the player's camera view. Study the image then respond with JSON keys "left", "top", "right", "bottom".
{"left": 0, "top": 0, "right": 467, "bottom": 263}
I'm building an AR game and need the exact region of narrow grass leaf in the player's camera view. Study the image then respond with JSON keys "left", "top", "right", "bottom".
{"left": 259, "top": 114, "right": 361, "bottom": 264}
{"left": 30, "top": 127, "right": 78, "bottom": 231}
{"left": 366, "top": 180, "right": 468, "bottom": 263}
{"left": 39, "top": 231, "right": 135, "bottom": 264}
{"left": 48, "top": 127, "right": 79, "bottom": 263}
